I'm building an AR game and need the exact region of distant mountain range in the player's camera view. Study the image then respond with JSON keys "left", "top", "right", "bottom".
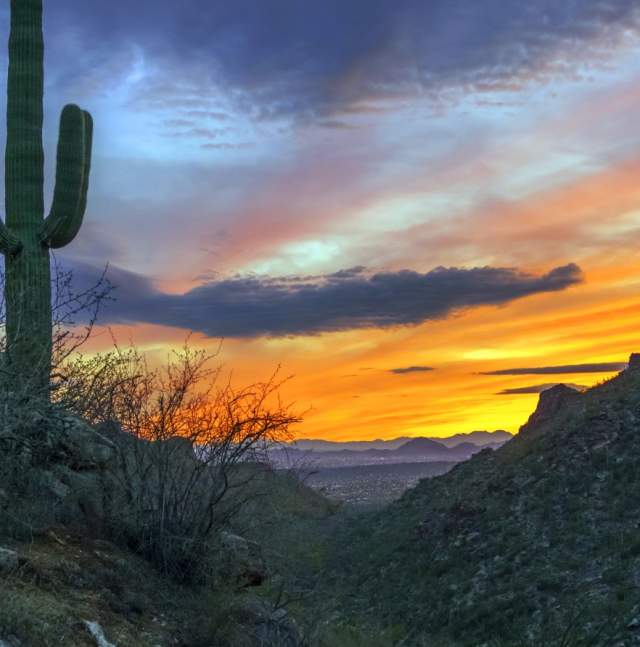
{"left": 289, "top": 430, "right": 512, "bottom": 452}
{"left": 273, "top": 430, "right": 512, "bottom": 468}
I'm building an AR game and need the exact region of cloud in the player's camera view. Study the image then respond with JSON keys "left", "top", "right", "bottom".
{"left": 390, "top": 366, "right": 434, "bottom": 375}
{"left": 36, "top": 0, "right": 640, "bottom": 120}
{"left": 71, "top": 261, "right": 582, "bottom": 338}
{"left": 482, "top": 362, "right": 626, "bottom": 376}
{"left": 496, "top": 382, "right": 588, "bottom": 395}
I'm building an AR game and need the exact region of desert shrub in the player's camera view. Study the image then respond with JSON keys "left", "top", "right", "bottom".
{"left": 1, "top": 265, "right": 300, "bottom": 582}
{"left": 0, "top": 265, "right": 112, "bottom": 538}
{"left": 56, "top": 341, "right": 301, "bottom": 581}
{"left": 188, "top": 588, "right": 306, "bottom": 647}
{"left": 310, "top": 623, "right": 399, "bottom": 647}
{"left": 0, "top": 263, "right": 112, "bottom": 407}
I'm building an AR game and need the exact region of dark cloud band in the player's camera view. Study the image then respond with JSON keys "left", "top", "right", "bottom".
{"left": 31, "top": 0, "right": 640, "bottom": 120}
{"left": 73, "top": 262, "right": 582, "bottom": 338}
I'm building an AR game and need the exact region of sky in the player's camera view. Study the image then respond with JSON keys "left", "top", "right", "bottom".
{"left": 2, "top": 0, "right": 640, "bottom": 440}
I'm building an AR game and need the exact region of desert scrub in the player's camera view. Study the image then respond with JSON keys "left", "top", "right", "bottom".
{"left": 0, "top": 582, "right": 83, "bottom": 646}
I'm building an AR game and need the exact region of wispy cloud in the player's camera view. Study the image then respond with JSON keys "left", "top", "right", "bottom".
{"left": 483, "top": 362, "right": 626, "bottom": 376}
{"left": 390, "top": 366, "right": 434, "bottom": 375}
{"left": 496, "top": 383, "right": 588, "bottom": 395}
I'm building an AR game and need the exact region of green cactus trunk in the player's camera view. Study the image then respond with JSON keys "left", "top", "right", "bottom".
{"left": 1, "top": 0, "right": 93, "bottom": 399}
{"left": 4, "top": 0, "right": 51, "bottom": 395}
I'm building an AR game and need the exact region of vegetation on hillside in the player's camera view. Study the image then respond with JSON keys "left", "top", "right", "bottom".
{"left": 326, "top": 365, "right": 640, "bottom": 645}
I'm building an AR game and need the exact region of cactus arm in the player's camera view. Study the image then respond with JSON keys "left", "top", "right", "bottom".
{"left": 74, "top": 110, "right": 94, "bottom": 234}
{"left": 40, "top": 106, "right": 93, "bottom": 249}
{"left": 0, "top": 218, "right": 21, "bottom": 255}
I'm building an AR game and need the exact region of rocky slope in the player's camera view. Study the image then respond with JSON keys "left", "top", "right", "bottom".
{"left": 0, "top": 415, "right": 335, "bottom": 646}
{"left": 336, "top": 355, "right": 640, "bottom": 645}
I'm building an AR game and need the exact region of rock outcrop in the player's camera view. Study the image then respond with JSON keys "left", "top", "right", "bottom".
{"left": 628, "top": 353, "right": 640, "bottom": 372}
{"left": 519, "top": 382, "right": 582, "bottom": 436}
{"left": 0, "top": 412, "right": 117, "bottom": 533}
{"left": 218, "top": 531, "right": 268, "bottom": 588}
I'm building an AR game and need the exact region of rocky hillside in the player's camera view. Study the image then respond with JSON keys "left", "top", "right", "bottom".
{"left": 0, "top": 414, "right": 335, "bottom": 647}
{"left": 336, "top": 355, "right": 640, "bottom": 645}
{"left": 5, "top": 357, "right": 640, "bottom": 646}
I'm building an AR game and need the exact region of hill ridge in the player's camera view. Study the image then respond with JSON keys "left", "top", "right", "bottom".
{"left": 336, "top": 356, "right": 640, "bottom": 645}
{"left": 289, "top": 430, "right": 512, "bottom": 453}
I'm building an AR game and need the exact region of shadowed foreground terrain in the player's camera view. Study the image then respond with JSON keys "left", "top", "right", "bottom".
{"left": 0, "top": 467, "right": 337, "bottom": 646}
{"left": 3, "top": 359, "right": 640, "bottom": 645}
{"left": 325, "top": 356, "right": 640, "bottom": 644}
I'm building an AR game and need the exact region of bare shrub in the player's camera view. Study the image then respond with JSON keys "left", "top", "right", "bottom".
{"left": 1, "top": 266, "right": 300, "bottom": 581}
{"left": 57, "top": 339, "right": 301, "bottom": 581}
{"left": 0, "top": 263, "right": 113, "bottom": 537}
{"left": 0, "top": 260, "right": 113, "bottom": 408}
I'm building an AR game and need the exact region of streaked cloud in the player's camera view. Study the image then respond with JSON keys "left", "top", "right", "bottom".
{"left": 496, "top": 383, "right": 588, "bottom": 395}
{"left": 390, "top": 366, "right": 434, "bottom": 375}
{"left": 482, "top": 362, "right": 626, "bottom": 376}
{"left": 0, "top": 0, "right": 636, "bottom": 442}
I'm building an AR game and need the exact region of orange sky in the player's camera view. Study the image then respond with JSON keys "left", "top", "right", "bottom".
{"left": 27, "top": 8, "right": 640, "bottom": 442}
{"left": 81, "top": 86, "right": 640, "bottom": 440}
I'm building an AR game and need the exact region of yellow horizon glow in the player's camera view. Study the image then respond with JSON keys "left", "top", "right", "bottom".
{"left": 81, "top": 122, "right": 640, "bottom": 443}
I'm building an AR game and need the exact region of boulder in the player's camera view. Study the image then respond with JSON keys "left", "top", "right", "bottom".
{"left": 0, "top": 637, "right": 22, "bottom": 647}
{"left": 1, "top": 415, "right": 119, "bottom": 531}
{"left": 52, "top": 417, "right": 115, "bottom": 470}
{"left": 218, "top": 531, "right": 268, "bottom": 588}
{"left": 0, "top": 547, "right": 19, "bottom": 574}
{"left": 93, "top": 419, "right": 124, "bottom": 439}
{"left": 83, "top": 621, "right": 116, "bottom": 647}
{"left": 30, "top": 418, "right": 118, "bottom": 527}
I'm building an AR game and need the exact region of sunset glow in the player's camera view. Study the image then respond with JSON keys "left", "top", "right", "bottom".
{"left": 3, "top": 2, "right": 640, "bottom": 441}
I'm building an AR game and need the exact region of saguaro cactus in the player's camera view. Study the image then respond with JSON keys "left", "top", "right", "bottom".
{"left": 0, "top": 0, "right": 93, "bottom": 396}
